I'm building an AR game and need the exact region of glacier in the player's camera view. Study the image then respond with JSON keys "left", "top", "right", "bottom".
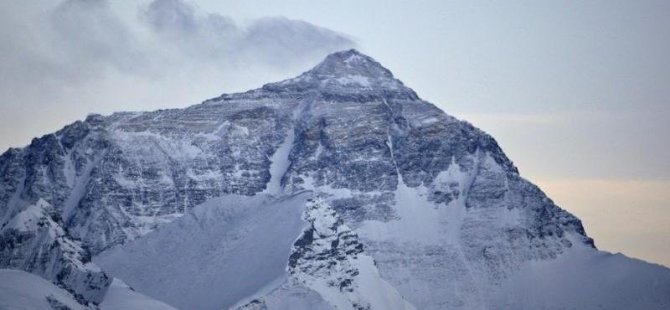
{"left": 0, "top": 49, "right": 669, "bottom": 309}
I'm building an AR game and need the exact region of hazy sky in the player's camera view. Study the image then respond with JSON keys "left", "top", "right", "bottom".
{"left": 1, "top": 0, "right": 668, "bottom": 267}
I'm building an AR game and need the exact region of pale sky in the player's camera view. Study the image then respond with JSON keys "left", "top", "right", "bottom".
{"left": 1, "top": 0, "right": 668, "bottom": 267}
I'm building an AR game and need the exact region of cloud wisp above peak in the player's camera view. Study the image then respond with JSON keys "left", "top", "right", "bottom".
{"left": 141, "top": 0, "right": 354, "bottom": 68}
{"left": 44, "top": 0, "right": 356, "bottom": 74}
{"left": 0, "top": 0, "right": 355, "bottom": 151}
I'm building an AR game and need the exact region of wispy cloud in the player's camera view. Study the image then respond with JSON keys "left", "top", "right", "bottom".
{"left": 140, "top": 0, "right": 354, "bottom": 69}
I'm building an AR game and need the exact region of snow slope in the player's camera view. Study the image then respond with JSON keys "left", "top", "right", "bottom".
{"left": 264, "top": 127, "right": 295, "bottom": 195}
{"left": 494, "top": 244, "right": 670, "bottom": 309}
{"left": 100, "top": 278, "right": 177, "bottom": 310}
{"left": 0, "top": 269, "right": 178, "bottom": 310}
{"left": 94, "top": 193, "right": 310, "bottom": 310}
{"left": 0, "top": 269, "right": 88, "bottom": 310}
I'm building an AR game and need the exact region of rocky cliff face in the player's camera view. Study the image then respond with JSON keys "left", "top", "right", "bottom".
{"left": 1, "top": 49, "right": 667, "bottom": 310}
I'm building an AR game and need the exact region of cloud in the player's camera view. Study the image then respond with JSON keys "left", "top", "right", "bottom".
{"left": 140, "top": 0, "right": 353, "bottom": 68}
{"left": 240, "top": 17, "right": 355, "bottom": 68}
{"left": 0, "top": 0, "right": 355, "bottom": 151}
{"left": 49, "top": 0, "right": 145, "bottom": 77}
{"left": 41, "top": 0, "right": 355, "bottom": 75}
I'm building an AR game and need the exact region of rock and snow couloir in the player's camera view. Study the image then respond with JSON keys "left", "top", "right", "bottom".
{"left": 0, "top": 49, "right": 669, "bottom": 309}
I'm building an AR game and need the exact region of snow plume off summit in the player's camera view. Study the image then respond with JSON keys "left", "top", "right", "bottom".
{"left": 1, "top": 49, "right": 669, "bottom": 309}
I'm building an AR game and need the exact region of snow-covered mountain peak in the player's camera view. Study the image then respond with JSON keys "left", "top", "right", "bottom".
{"left": 309, "top": 49, "right": 394, "bottom": 80}
{"left": 260, "top": 49, "right": 416, "bottom": 99}
{"left": 2, "top": 49, "right": 670, "bottom": 309}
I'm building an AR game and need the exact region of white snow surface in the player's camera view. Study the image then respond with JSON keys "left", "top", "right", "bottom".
{"left": 334, "top": 75, "right": 371, "bottom": 87}
{"left": 0, "top": 269, "right": 87, "bottom": 310}
{"left": 100, "top": 278, "right": 177, "bottom": 310}
{"left": 2, "top": 199, "right": 51, "bottom": 233}
{"left": 94, "top": 193, "right": 311, "bottom": 310}
{"left": 0, "top": 269, "right": 177, "bottom": 310}
{"left": 493, "top": 243, "right": 670, "bottom": 309}
{"left": 264, "top": 127, "right": 295, "bottom": 194}
{"left": 62, "top": 153, "right": 100, "bottom": 222}
{"left": 238, "top": 283, "right": 333, "bottom": 310}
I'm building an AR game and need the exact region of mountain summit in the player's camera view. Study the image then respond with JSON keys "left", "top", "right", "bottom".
{"left": 306, "top": 49, "right": 396, "bottom": 80}
{"left": 1, "top": 50, "right": 669, "bottom": 309}
{"left": 261, "top": 49, "right": 415, "bottom": 99}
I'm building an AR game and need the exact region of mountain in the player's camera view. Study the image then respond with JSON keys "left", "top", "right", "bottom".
{"left": 0, "top": 49, "right": 669, "bottom": 309}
